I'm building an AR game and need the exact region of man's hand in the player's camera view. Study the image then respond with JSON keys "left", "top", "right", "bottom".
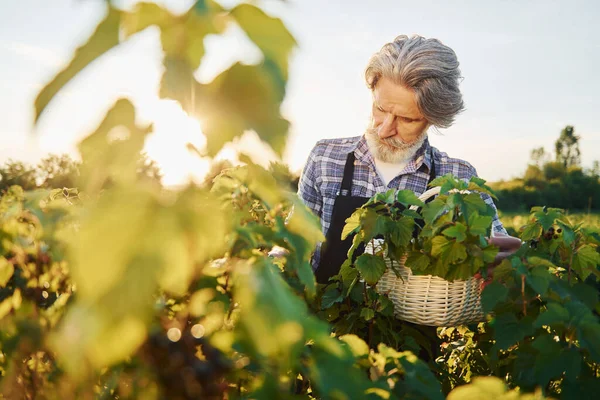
{"left": 475, "top": 232, "right": 523, "bottom": 287}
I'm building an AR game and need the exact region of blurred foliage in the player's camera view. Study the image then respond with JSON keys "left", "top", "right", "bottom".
{"left": 0, "top": 152, "right": 162, "bottom": 194}
{"left": 0, "top": 1, "right": 596, "bottom": 399}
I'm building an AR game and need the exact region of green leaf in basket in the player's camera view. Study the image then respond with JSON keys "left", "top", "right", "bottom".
{"left": 387, "top": 217, "right": 414, "bottom": 247}
{"left": 406, "top": 251, "right": 430, "bottom": 274}
{"left": 482, "top": 244, "right": 499, "bottom": 264}
{"left": 442, "top": 223, "right": 467, "bottom": 242}
{"left": 481, "top": 281, "right": 509, "bottom": 313}
{"left": 342, "top": 209, "right": 362, "bottom": 240}
{"left": 360, "top": 208, "right": 388, "bottom": 242}
{"left": 431, "top": 236, "right": 467, "bottom": 264}
{"left": 430, "top": 258, "right": 447, "bottom": 277}
{"left": 401, "top": 209, "right": 422, "bottom": 219}
{"left": 428, "top": 173, "right": 455, "bottom": 189}
{"left": 355, "top": 254, "right": 387, "bottom": 285}
{"left": 422, "top": 198, "right": 446, "bottom": 225}
{"left": 468, "top": 213, "right": 493, "bottom": 237}
{"left": 396, "top": 189, "right": 425, "bottom": 207}
{"left": 463, "top": 192, "right": 489, "bottom": 217}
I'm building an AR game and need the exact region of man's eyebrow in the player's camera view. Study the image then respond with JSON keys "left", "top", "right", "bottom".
{"left": 374, "top": 102, "right": 422, "bottom": 121}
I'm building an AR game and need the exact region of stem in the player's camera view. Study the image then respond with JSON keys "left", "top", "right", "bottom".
{"left": 568, "top": 242, "right": 575, "bottom": 284}
{"left": 521, "top": 275, "right": 527, "bottom": 316}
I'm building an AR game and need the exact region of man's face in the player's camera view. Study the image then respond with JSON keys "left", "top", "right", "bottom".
{"left": 366, "top": 77, "right": 430, "bottom": 163}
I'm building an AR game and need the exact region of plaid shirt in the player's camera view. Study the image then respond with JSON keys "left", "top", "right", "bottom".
{"left": 298, "top": 135, "right": 507, "bottom": 270}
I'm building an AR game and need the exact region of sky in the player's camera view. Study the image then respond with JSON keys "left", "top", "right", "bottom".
{"left": 1, "top": 0, "right": 599, "bottom": 186}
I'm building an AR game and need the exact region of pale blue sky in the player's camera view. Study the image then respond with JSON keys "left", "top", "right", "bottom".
{"left": 1, "top": 0, "right": 599, "bottom": 186}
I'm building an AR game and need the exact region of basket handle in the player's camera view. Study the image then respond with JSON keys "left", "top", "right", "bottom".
{"left": 409, "top": 186, "right": 441, "bottom": 211}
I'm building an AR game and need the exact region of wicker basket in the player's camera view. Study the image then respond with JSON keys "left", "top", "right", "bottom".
{"left": 369, "top": 186, "right": 485, "bottom": 327}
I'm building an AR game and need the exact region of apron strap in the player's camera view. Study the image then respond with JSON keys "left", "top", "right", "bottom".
{"left": 426, "top": 146, "right": 436, "bottom": 189}
{"left": 340, "top": 152, "right": 356, "bottom": 196}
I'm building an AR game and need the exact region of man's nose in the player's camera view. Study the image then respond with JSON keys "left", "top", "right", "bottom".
{"left": 378, "top": 113, "right": 396, "bottom": 139}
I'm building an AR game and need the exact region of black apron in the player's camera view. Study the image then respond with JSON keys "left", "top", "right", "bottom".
{"left": 315, "top": 148, "right": 437, "bottom": 284}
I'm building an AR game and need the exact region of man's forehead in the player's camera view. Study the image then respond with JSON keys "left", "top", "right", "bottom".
{"left": 372, "top": 81, "right": 423, "bottom": 119}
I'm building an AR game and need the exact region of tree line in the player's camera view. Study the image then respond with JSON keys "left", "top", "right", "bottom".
{"left": 488, "top": 126, "right": 599, "bottom": 212}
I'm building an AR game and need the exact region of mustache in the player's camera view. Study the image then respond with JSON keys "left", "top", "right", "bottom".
{"left": 366, "top": 128, "right": 410, "bottom": 148}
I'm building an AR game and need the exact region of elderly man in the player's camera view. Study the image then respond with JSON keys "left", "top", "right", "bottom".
{"left": 298, "top": 35, "right": 520, "bottom": 284}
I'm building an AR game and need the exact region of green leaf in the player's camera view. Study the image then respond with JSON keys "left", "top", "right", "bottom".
{"left": 342, "top": 210, "right": 362, "bottom": 240}
{"left": 442, "top": 223, "right": 467, "bottom": 242}
{"left": 321, "top": 286, "right": 343, "bottom": 309}
{"left": 462, "top": 193, "right": 488, "bottom": 216}
{"left": 468, "top": 214, "right": 493, "bottom": 236}
{"left": 231, "top": 3, "right": 297, "bottom": 80}
{"left": 491, "top": 314, "right": 534, "bottom": 350}
{"left": 406, "top": 251, "right": 430, "bottom": 274}
{"left": 428, "top": 173, "right": 456, "bottom": 189}
{"left": 373, "top": 189, "right": 396, "bottom": 204}
{"left": 534, "top": 208, "right": 562, "bottom": 231}
{"left": 387, "top": 217, "right": 414, "bottom": 247}
{"left": 422, "top": 198, "right": 446, "bottom": 225}
{"left": 534, "top": 303, "right": 570, "bottom": 327}
{"left": 573, "top": 245, "right": 600, "bottom": 281}
{"left": 360, "top": 308, "right": 375, "bottom": 321}
{"left": 355, "top": 254, "right": 387, "bottom": 285}
{"left": 0, "top": 257, "right": 14, "bottom": 287}
{"left": 359, "top": 209, "right": 388, "bottom": 242}
{"left": 491, "top": 259, "right": 514, "bottom": 282}
{"left": 520, "top": 223, "right": 542, "bottom": 241}
{"left": 526, "top": 266, "right": 552, "bottom": 295}
{"left": 481, "top": 281, "right": 509, "bottom": 313}
{"left": 481, "top": 245, "right": 499, "bottom": 264}
{"left": 35, "top": 6, "right": 121, "bottom": 122}
{"left": 431, "top": 236, "right": 467, "bottom": 264}
{"left": 395, "top": 189, "right": 425, "bottom": 207}
{"left": 556, "top": 219, "right": 576, "bottom": 245}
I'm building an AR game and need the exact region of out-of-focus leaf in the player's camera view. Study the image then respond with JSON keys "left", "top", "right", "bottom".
{"left": 481, "top": 281, "right": 509, "bottom": 313}
{"left": 0, "top": 257, "right": 14, "bottom": 287}
{"left": 230, "top": 3, "right": 296, "bottom": 80}
{"left": 199, "top": 63, "right": 290, "bottom": 157}
{"left": 35, "top": 6, "right": 121, "bottom": 122}
{"left": 339, "top": 334, "right": 369, "bottom": 357}
{"left": 77, "top": 98, "right": 152, "bottom": 193}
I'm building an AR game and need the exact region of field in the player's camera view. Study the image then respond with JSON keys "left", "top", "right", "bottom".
{"left": 499, "top": 211, "right": 600, "bottom": 235}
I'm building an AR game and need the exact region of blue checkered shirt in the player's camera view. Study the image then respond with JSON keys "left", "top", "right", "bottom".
{"left": 297, "top": 135, "right": 507, "bottom": 270}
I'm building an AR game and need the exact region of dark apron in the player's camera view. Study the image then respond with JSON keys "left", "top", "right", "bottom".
{"left": 315, "top": 149, "right": 437, "bottom": 284}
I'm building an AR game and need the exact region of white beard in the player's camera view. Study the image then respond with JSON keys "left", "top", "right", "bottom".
{"left": 365, "top": 127, "right": 428, "bottom": 164}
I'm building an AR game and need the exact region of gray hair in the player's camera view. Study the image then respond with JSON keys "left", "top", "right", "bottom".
{"left": 365, "top": 35, "right": 465, "bottom": 129}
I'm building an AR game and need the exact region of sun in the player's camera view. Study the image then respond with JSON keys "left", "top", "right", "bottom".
{"left": 142, "top": 99, "right": 211, "bottom": 188}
